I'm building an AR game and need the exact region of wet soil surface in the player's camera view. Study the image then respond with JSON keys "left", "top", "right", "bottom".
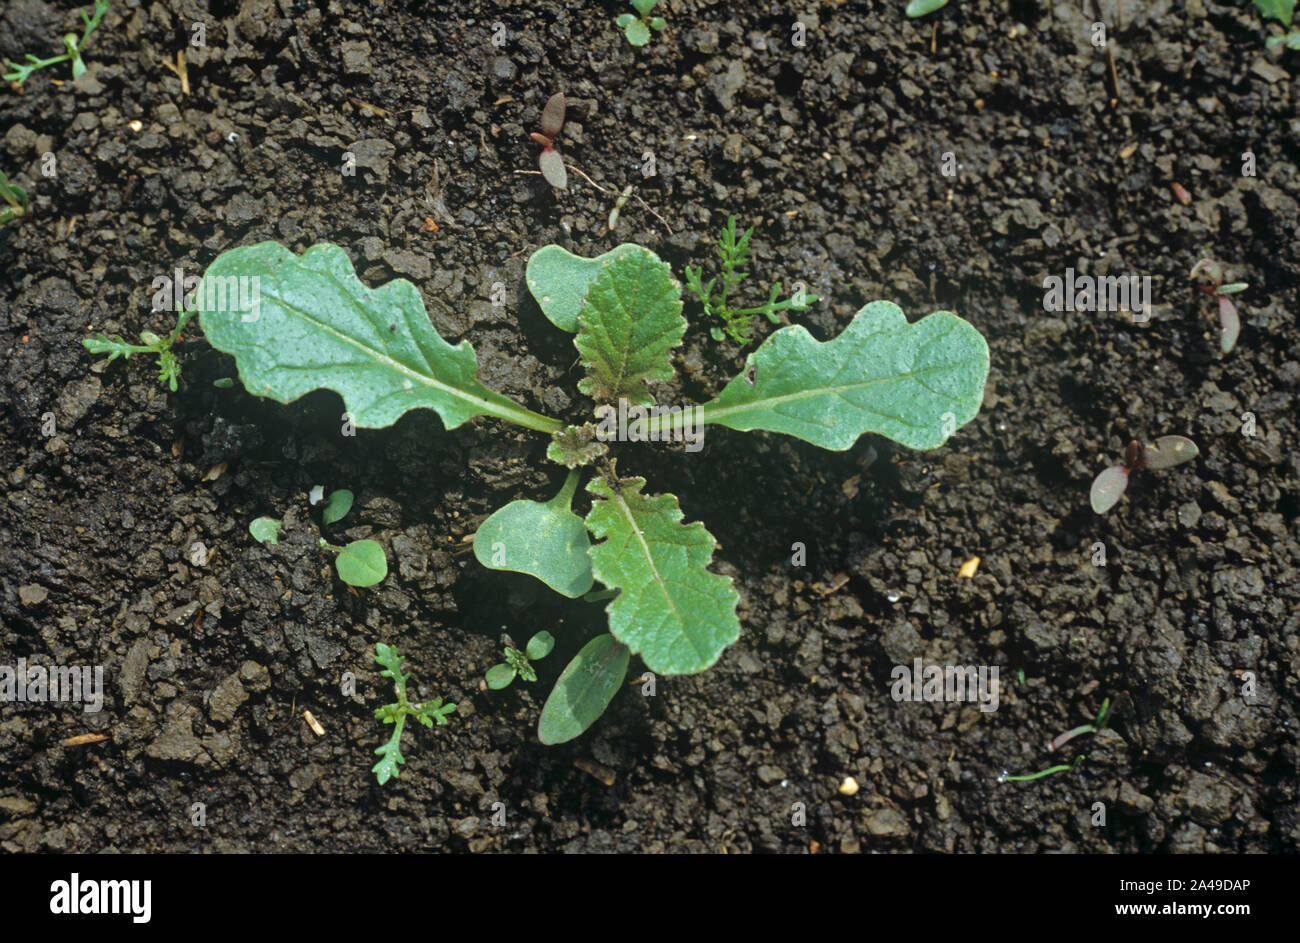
{"left": 1, "top": 0, "right": 1297, "bottom": 852}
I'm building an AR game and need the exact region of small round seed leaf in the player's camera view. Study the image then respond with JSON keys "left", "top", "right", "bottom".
{"left": 322, "top": 489, "right": 354, "bottom": 525}
{"left": 485, "top": 664, "right": 517, "bottom": 690}
{"left": 538, "top": 148, "right": 567, "bottom": 189}
{"left": 249, "top": 517, "right": 282, "bottom": 545}
{"left": 1090, "top": 466, "right": 1129, "bottom": 514}
{"left": 526, "top": 630, "right": 556, "bottom": 661}
{"left": 336, "top": 539, "right": 388, "bottom": 586}
{"left": 540, "top": 93, "right": 565, "bottom": 139}
{"left": 1218, "top": 296, "right": 1240, "bottom": 354}
{"left": 624, "top": 19, "right": 651, "bottom": 45}
{"left": 1142, "top": 435, "right": 1199, "bottom": 471}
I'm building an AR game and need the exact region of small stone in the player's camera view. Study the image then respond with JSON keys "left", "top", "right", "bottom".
{"left": 839, "top": 776, "right": 860, "bottom": 796}
{"left": 18, "top": 585, "right": 48, "bottom": 605}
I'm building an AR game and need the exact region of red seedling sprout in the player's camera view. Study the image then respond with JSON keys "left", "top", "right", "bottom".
{"left": 1089, "top": 436, "right": 1199, "bottom": 514}
{"left": 1190, "top": 258, "right": 1245, "bottom": 354}
{"left": 531, "top": 92, "right": 567, "bottom": 190}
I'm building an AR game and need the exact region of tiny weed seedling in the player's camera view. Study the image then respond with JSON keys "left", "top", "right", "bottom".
{"left": 185, "top": 239, "right": 988, "bottom": 745}
{"left": 530, "top": 92, "right": 567, "bottom": 190}
{"left": 617, "top": 0, "right": 667, "bottom": 46}
{"left": 999, "top": 697, "right": 1114, "bottom": 783}
{"left": 83, "top": 308, "right": 193, "bottom": 392}
{"left": 684, "top": 216, "right": 818, "bottom": 344}
{"left": 248, "top": 489, "right": 389, "bottom": 587}
{"left": 0, "top": 170, "right": 30, "bottom": 227}
{"left": 906, "top": 0, "right": 951, "bottom": 17}
{"left": 485, "top": 631, "right": 556, "bottom": 689}
{"left": 1086, "top": 437, "right": 1196, "bottom": 515}
{"left": 3, "top": 0, "right": 111, "bottom": 85}
{"left": 1254, "top": 0, "right": 1300, "bottom": 48}
{"left": 1090, "top": 436, "right": 1199, "bottom": 514}
{"left": 372, "top": 643, "right": 455, "bottom": 785}
{"left": 1190, "top": 258, "right": 1247, "bottom": 354}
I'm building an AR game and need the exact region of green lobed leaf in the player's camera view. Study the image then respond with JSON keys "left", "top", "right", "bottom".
{"left": 585, "top": 475, "right": 740, "bottom": 675}
{"left": 537, "top": 634, "right": 631, "bottom": 745}
{"left": 336, "top": 539, "right": 388, "bottom": 586}
{"left": 249, "top": 517, "right": 282, "bottom": 545}
{"left": 474, "top": 471, "right": 594, "bottom": 598}
{"left": 526, "top": 243, "right": 652, "bottom": 333}
{"left": 547, "top": 423, "right": 610, "bottom": 468}
{"left": 631, "top": 0, "right": 658, "bottom": 15}
{"left": 693, "top": 301, "right": 988, "bottom": 451}
{"left": 322, "top": 488, "right": 354, "bottom": 525}
{"left": 196, "top": 242, "right": 559, "bottom": 434}
{"left": 574, "top": 249, "right": 685, "bottom": 406}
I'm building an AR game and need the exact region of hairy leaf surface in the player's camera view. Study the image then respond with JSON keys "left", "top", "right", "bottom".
{"left": 197, "top": 242, "right": 559, "bottom": 433}
{"left": 585, "top": 475, "right": 739, "bottom": 675}
{"left": 696, "top": 301, "right": 988, "bottom": 450}
{"left": 574, "top": 249, "right": 685, "bottom": 405}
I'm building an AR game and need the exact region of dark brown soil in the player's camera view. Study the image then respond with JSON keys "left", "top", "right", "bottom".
{"left": 1, "top": 0, "right": 1297, "bottom": 853}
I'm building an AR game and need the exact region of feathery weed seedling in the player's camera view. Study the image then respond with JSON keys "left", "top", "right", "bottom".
{"left": 3, "top": 0, "right": 111, "bottom": 84}
{"left": 372, "top": 643, "right": 455, "bottom": 785}
{"left": 685, "top": 216, "right": 818, "bottom": 344}
{"left": 0, "top": 170, "right": 30, "bottom": 227}
{"left": 1190, "top": 259, "right": 1246, "bottom": 354}
{"left": 1254, "top": 0, "right": 1300, "bottom": 48}
{"left": 530, "top": 92, "right": 567, "bottom": 190}
{"left": 83, "top": 308, "right": 193, "bottom": 392}
{"left": 617, "top": 0, "right": 667, "bottom": 46}
{"left": 485, "top": 631, "right": 556, "bottom": 689}
{"left": 1090, "top": 435, "right": 1199, "bottom": 514}
{"left": 188, "top": 240, "right": 988, "bottom": 745}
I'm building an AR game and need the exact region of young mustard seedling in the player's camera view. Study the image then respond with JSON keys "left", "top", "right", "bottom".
{"left": 1190, "top": 259, "right": 1247, "bottom": 354}
{"left": 530, "top": 92, "right": 567, "bottom": 190}
{"left": 1254, "top": 0, "right": 1300, "bottom": 48}
{"left": 1090, "top": 436, "right": 1199, "bottom": 514}
{"left": 248, "top": 490, "right": 389, "bottom": 587}
{"left": 193, "top": 240, "right": 989, "bottom": 744}
{"left": 83, "top": 308, "right": 193, "bottom": 392}
{"left": 372, "top": 643, "right": 455, "bottom": 785}
{"left": 616, "top": 0, "right": 667, "bottom": 46}
{"left": 684, "top": 216, "right": 818, "bottom": 344}
{"left": 3, "top": 0, "right": 111, "bottom": 84}
{"left": 485, "top": 631, "right": 556, "bottom": 690}
{"left": 0, "top": 170, "right": 30, "bottom": 227}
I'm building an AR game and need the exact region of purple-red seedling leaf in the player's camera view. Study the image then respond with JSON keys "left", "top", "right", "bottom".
{"left": 540, "top": 92, "right": 565, "bottom": 139}
{"left": 1090, "top": 465, "right": 1129, "bottom": 514}
{"left": 529, "top": 132, "right": 553, "bottom": 148}
{"left": 1218, "top": 295, "right": 1240, "bottom": 353}
{"left": 1142, "top": 435, "right": 1199, "bottom": 471}
{"left": 538, "top": 148, "right": 567, "bottom": 189}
